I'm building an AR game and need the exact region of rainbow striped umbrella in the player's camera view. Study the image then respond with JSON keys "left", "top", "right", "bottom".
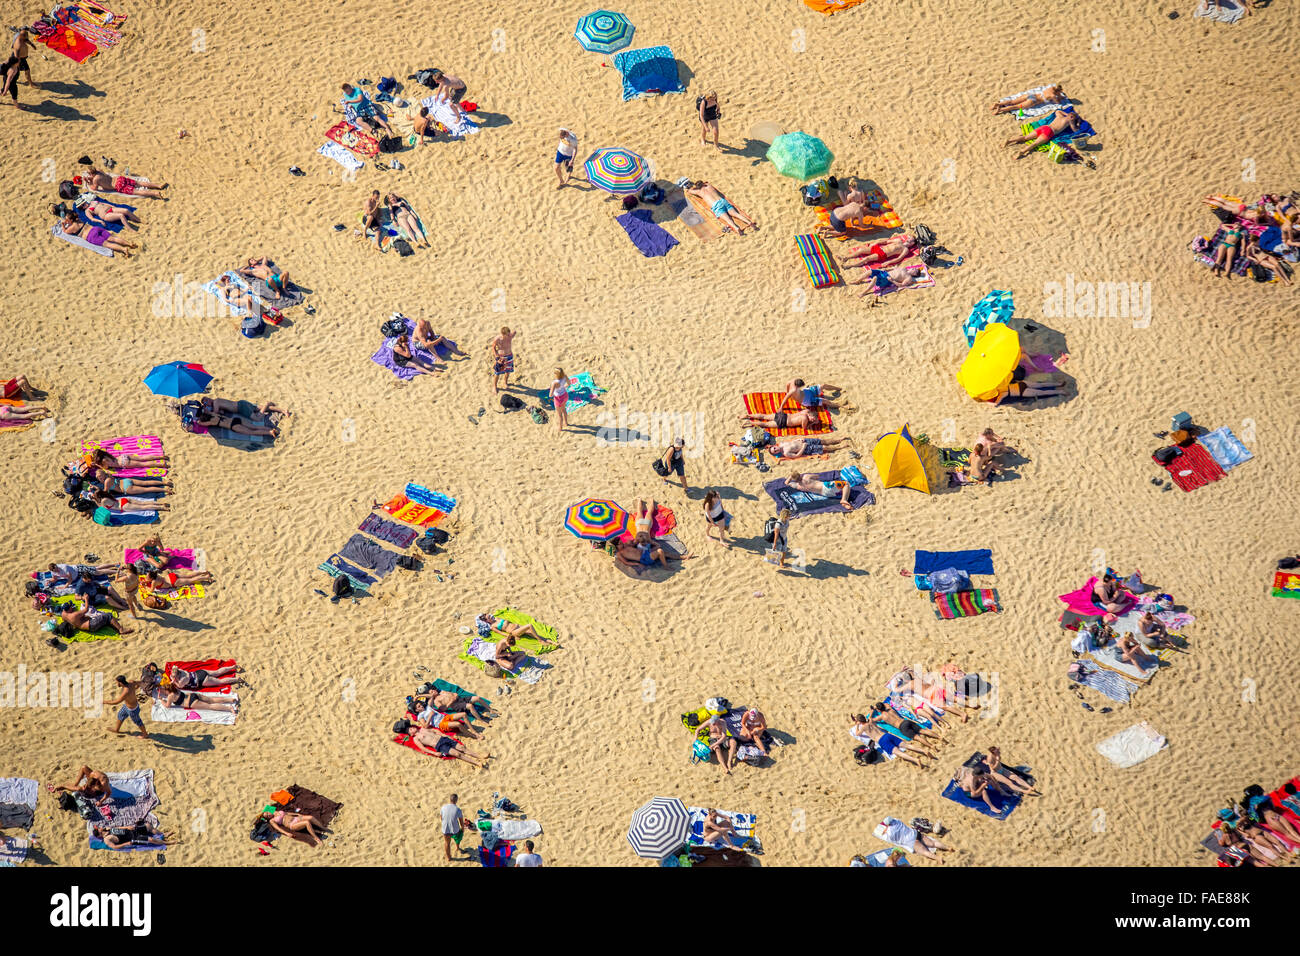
{"left": 574, "top": 10, "right": 634, "bottom": 54}
{"left": 564, "top": 498, "right": 629, "bottom": 540}
{"left": 583, "top": 146, "right": 651, "bottom": 195}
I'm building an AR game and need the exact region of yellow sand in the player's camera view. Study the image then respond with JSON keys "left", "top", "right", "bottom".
{"left": 2, "top": 0, "right": 1298, "bottom": 867}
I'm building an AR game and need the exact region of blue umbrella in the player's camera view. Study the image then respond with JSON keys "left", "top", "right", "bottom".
{"left": 766, "top": 131, "right": 834, "bottom": 181}
{"left": 575, "top": 10, "right": 634, "bottom": 54}
{"left": 143, "top": 361, "right": 212, "bottom": 397}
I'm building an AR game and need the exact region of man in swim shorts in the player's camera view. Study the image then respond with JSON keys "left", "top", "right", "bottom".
{"left": 1004, "top": 108, "right": 1085, "bottom": 159}
{"left": 685, "top": 181, "right": 757, "bottom": 235}
{"left": 107, "top": 675, "right": 150, "bottom": 739}
{"left": 487, "top": 326, "right": 516, "bottom": 392}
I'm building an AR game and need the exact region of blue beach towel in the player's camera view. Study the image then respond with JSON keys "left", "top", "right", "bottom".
{"left": 615, "top": 210, "right": 679, "bottom": 258}
{"left": 913, "top": 549, "right": 994, "bottom": 589}
{"left": 1198, "top": 427, "right": 1254, "bottom": 472}
{"left": 404, "top": 484, "right": 456, "bottom": 512}
{"left": 611, "top": 45, "right": 684, "bottom": 101}
{"left": 941, "top": 778, "right": 1021, "bottom": 820}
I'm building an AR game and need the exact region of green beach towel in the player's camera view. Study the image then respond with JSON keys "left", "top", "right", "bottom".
{"left": 47, "top": 595, "right": 122, "bottom": 641}
{"left": 459, "top": 609, "right": 558, "bottom": 677}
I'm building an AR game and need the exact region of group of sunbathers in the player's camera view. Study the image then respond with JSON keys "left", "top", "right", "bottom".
{"left": 989, "top": 85, "right": 1093, "bottom": 161}
{"left": 695, "top": 701, "right": 772, "bottom": 774}
{"left": 211, "top": 255, "right": 297, "bottom": 320}
{"left": 394, "top": 677, "right": 499, "bottom": 768}
{"left": 63, "top": 446, "right": 172, "bottom": 521}
{"left": 0, "top": 372, "right": 52, "bottom": 423}
{"left": 386, "top": 317, "right": 465, "bottom": 375}
{"left": 1201, "top": 192, "right": 1298, "bottom": 283}
{"left": 1211, "top": 779, "right": 1300, "bottom": 867}
{"left": 612, "top": 498, "right": 695, "bottom": 572}
{"left": 167, "top": 396, "right": 287, "bottom": 437}
{"left": 137, "top": 661, "right": 242, "bottom": 716}
{"left": 49, "top": 158, "right": 170, "bottom": 257}
{"left": 475, "top": 611, "right": 561, "bottom": 676}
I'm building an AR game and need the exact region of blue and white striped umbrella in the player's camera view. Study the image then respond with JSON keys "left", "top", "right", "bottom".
{"left": 575, "top": 10, "right": 635, "bottom": 55}
{"left": 627, "top": 796, "right": 690, "bottom": 859}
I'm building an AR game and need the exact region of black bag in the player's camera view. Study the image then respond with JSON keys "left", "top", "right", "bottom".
{"left": 429, "top": 528, "right": 450, "bottom": 544}
{"left": 914, "top": 223, "right": 937, "bottom": 246}
{"left": 250, "top": 817, "right": 273, "bottom": 843}
{"left": 332, "top": 575, "right": 353, "bottom": 600}
{"left": 651, "top": 458, "right": 669, "bottom": 477}
{"left": 378, "top": 135, "right": 402, "bottom": 154}
{"left": 396, "top": 554, "right": 421, "bottom": 571}
{"left": 380, "top": 318, "right": 406, "bottom": 338}
{"left": 763, "top": 516, "right": 777, "bottom": 543}
{"left": 410, "top": 68, "right": 440, "bottom": 88}
{"left": 1154, "top": 446, "right": 1179, "bottom": 465}
{"left": 1279, "top": 557, "right": 1300, "bottom": 570}
{"left": 416, "top": 536, "right": 440, "bottom": 555}
{"left": 1249, "top": 262, "right": 1271, "bottom": 283}
{"left": 63, "top": 473, "right": 83, "bottom": 495}
{"left": 500, "top": 394, "right": 524, "bottom": 411}
{"left": 58, "top": 791, "right": 77, "bottom": 812}
{"left": 393, "top": 238, "right": 414, "bottom": 257}
{"left": 1211, "top": 207, "right": 1236, "bottom": 224}
{"left": 853, "top": 745, "right": 883, "bottom": 766}
{"left": 58, "top": 180, "right": 78, "bottom": 200}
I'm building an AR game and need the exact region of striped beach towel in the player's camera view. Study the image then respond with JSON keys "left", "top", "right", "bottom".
{"left": 1155, "top": 442, "right": 1225, "bottom": 492}
{"left": 380, "top": 493, "right": 446, "bottom": 528}
{"left": 795, "top": 233, "right": 840, "bottom": 288}
{"left": 742, "top": 392, "right": 832, "bottom": 436}
{"left": 1070, "top": 661, "right": 1138, "bottom": 703}
{"left": 931, "top": 588, "right": 1000, "bottom": 619}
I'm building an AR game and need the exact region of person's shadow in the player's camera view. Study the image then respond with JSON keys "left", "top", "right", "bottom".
{"left": 718, "top": 138, "right": 770, "bottom": 164}
{"left": 38, "top": 79, "right": 105, "bottom": 99}
{"left": 147, "top": 732, "right": 217, "bottom": 754}
{"left": 24, "top": 99, "right": 95, "bottom": 122}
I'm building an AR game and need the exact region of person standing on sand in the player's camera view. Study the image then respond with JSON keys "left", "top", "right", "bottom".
{"left": 441, "top": 794, "right": 464, "bottom": 860}
{"left": 549, "top": 367, "right": 570, "bottom": 433}
{"left": 488, "top": 327, "right": 516, "bottom": 393}
{"left": 106, "top": 675, "right": 149, "bottom": 739}
{"left": 697, "top": 90, "right": 720, "bottom": 149}
{"left": 1, "top": 56, "right": 23, "bottom": 110}
{"left": 555, "top": 128, "right": 578, "bottom": 188}
{"left": 10, "top": 29, "right": 36, "bottom": 88}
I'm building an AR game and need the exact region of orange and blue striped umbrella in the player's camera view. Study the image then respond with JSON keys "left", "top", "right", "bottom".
{"left": 564, "top": 498, "right": 629, "bottom": 540}
{"left": 583, "top": 146, "right": 651, "bottom": 195}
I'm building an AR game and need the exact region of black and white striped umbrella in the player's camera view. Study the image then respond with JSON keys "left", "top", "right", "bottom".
{"left": 627, "top": 796, "right": 690, "bottom": 859}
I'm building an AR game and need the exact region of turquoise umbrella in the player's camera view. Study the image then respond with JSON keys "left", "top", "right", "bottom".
{"left": 766, "top": 132, "right": 833, "bottom": 181}
{"left": 575, "top": 11, "right": 634, "bottom": 54}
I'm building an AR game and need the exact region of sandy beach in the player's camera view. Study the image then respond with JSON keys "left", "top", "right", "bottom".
{"left": 1, "top": 0, "right": 1299, "bottom": 867}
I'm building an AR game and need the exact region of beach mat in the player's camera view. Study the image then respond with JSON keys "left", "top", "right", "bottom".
{"left": 380, "top": 494, "right": 447, "bottom": 528}
{"left": 1272, "top": 570, "right": 1300, "bottom": 599}
{"left": 931, "top": 588, "right": 1001, "bottom": 619}
{"left": 796, "top": 233, "right": 840, "bottom": 288}
{"left": 279, "top": 785, "right": 342, "bottom": 845}
{"left": 913, "top": 548, "right": 994, "bottom": 587}
{"left": 674, "top": 193, "right": 724, "bottom": 241}
{"left": 541, "top": 372, "right": 605, "bottom": 412}
{"left": 763, "top": 471, "right": 874, "bottom": 516}
{"left": 150, "top": 690, "right": 237, "bottom": 725}
{"left": 1156, "top": 442, "right": 1226, "bottom": 492}
{"left": 743, "top": 392, "right": 832, "bottom": 436}
{"left": 1087, "top": 645, "right": 1159, "bottom": 683}
{"left": 1198, "top": 427, "right": 1254, "bottom": 472}
{"left": 941, "top": 777, "right": 1021, "bottom": 820}
{"left": 51, "top": 221, "right": 114, "bottom": 257}
{"left": 1096, "top": 721, "right": 1167, "bottom": 768}
{"left": 1068, "top": 660, "right": 1138, "bottom": 704}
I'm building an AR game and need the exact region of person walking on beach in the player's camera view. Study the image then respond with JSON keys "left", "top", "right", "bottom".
{"left": 555, "top": 128, "right": 578, "bottom": 188}
{"left": 697, "top": 90, "right": 720, "bottom": 149}
{"left": 1, "top": 56, "right": 23, "bottom": 110}
{"left": 488, "top": 326, "right": 516, "bottom": 393}
{"left": 441, "top": 793, "right": 464, "bottom": 860}
{"left": 107, "top": 675, "right": 149, "bottom": 739}
{"left": 549, "top": 367, "right": 570, "bottom": 433}
{"left": 658, "top": 437, "right": 688, "bottom": 491}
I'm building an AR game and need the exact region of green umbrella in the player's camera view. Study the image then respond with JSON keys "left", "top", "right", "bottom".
{"left": 766, "top": 131, "right": 833, "bottom": 181}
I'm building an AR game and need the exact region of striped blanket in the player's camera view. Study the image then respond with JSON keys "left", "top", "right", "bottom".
{"left": 742, "top": 392, "right": 832, "bottom": 436}
{"left": 795, "top": 233, "right": 839, "bottom": 288}
{"left": 931, "top": 588, "right": 1000, "bottom": 619}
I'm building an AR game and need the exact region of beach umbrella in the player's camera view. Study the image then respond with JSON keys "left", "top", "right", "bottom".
{"left": 583, "top": 146, "right": 651, "bottom": 195}
{"left": 766, "top": 131, "right": 833, "bottom": 180}
{"left": 956, "top": 324, "right": 1021, "bottom": 401}
{"left": 564, "top": 498, "right": 630, "bottom": 540}
{"left": 627, "top": 796, "right": 690, "bottom": 859}
{"left": 574, "top": 10, "right": 634, "bottom": 54}
{"left": 962, "top": 290, "right": 1015, "bottom": 346}
{"left": 143, "top": 361, "right": 211, "bottom": 398}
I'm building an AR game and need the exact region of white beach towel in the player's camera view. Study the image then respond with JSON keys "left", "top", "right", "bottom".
{"left": 1002, "top": 83, "right": 1066, "bottom": 118}
{"left": 873, "top": 816, "right": 917, "bottom": 852}
{"left": 0, "top": 833, "right": 30, "bottom": 866}
{"left": 420, "top": 96, "right": 480, "bottom": 138}
{"left": 318, "top": 140, "right": 364, "bottom": 171}
{"left": 51, "top": 221, "right": 114, "bottom": 257}
{"left": 149, "top": 691, "right": 238, "bottom": 725}
{"left": 1097, "top": 721, "right": 1168, "bottom": 768}
{"left": 1193, "top": 0, "right": 1246, "bottom": 23}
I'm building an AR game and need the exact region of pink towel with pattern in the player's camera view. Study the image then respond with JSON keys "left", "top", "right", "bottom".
{"left": 123, "top": 547, "right": 194, "bottom": 569}
{"left": 81, "top": 435, "right": 166, "bottom": 477}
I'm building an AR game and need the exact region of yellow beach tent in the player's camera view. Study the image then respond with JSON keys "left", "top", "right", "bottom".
{"left": 872, "top": 424, "right": 929, "bottom": 494}
{"left": 956, "top": 323, "right": 1021, "bottom": 401}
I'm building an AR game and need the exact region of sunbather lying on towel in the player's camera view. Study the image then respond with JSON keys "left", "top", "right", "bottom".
{"left": 237, "top": 256, "right": 290, "bottom": 299}
{"left": 877, "top": 817, "right": 951, "bottom": 861}
{"left": 850, "top": 715, "right": 935, "bottom": 768}
{"left": 615, "top": 533, "right": 688, "bottom": 571}
{"left": 262, "top": 806, "right": 328, "bottom": 846}
{"left": 49, "top": 766, "right": 112, "bottom": 804}
{"left": 780, "top": 380, "right": 849, "bottom": 412}
{"left": 993, "top": 380, "right": 1065, "bottom": 405}
{"left": 785, "top": 472, "right": 855, "bottom": 510}
{"left": 1211, "top": 224, "right": 1248, "bottom": 278}
{"left": 60, "top": 597, "right": 133, "bottom": 635}
{"left": 852, "top": 263, "right": 926, "bottom": 297}
{"left": 157, "top": 683, "right": 238, "bottom": 713}
{"left": 96, "top": 473, "right": 172, "bottom": 496}
{"left": 92, "top": 490, "right": 169, "bottom": 513}
{"left": 841, "top": 235, "right": 918, "bottom": 270}
{"left": 168, "top": 397, "right": 284, "bottom": 436}
{"left": 1004, "top": 109, "right": 1086, "bottom": 159}
{"left": 767, "top": 435, "right": 853, "bottom": 460}
{"left": 385, "top": 193, "right": 428, "bottom": 248}
{"left": 413, "top": 318, "right": 465, "bottom": 355}
{"left": 55, "top": 211, "right": 138, "bottom": 256}
{"left": 92, "top": 822, "right": 177, "bottom": 849}
{"left": 981, "top": 746, "right": 1041, "bottom": 796}
{"left": 869, "top": 702, "right": 942, "bottom": 746}
{"left": 685, "top": 181, "right": 758, "bottom": 235}
{"left": 738, "top": 408, "right": 821, "bottom": 431}
{"left": 82, "top": 167, "right": 169, "bottom": 199}
{"left": 214, "top": 274, "right": 280, "bottom": 320}
{"left": 52, "top": 199, "right": 143, "bottom": 229}
{"left": 394, "top": 719, "right": 490, "bottom": 768}
{"left": 144, "top": 565, "right": 215, "bottom": 590}
{"left": 476, "top": 612, "right": 557, "bottom": 648}
{"left": 426, "top": 685, "right": 496, "bottom": 720}
{"left": 172, "top": 664, "right": 239, "bottom": 690}
{"left": 990, "top": 84, "right": 1066, "bottom": 115}
{"left": 341, "top": 83, "right": 394, "bottom": 135}
{"left": 83, "top": 447, "right": 169, "bottom": 474}
{"left": 0, "top": 402, "right": 51, "bottom": 422}
{"left": 413, "top": 700, "right": 481, "bottom": 740}
{"left": 1244, "top": 238, "right": 1293, "bottom": 285}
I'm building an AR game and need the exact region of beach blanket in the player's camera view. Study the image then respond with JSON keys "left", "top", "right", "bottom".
{"left": 124, "top": 546, "right": 193, "bottom": 569}
{"left": 914, "top": 549, "right": 994, "bottom": 588}
{"left": 743, "top": 392, "right": 832, "bottom": 436}
{"left": 687, "top": 808, "right": 760, "bottom": 851}
{"left": 542, "top": 372, "right": 605, "bottom": 412}
{"left": 318, "top": 140, "right": 364, "bottom": 171}
{"left": 963, "top": 290, "right": 1014, "bottom": 345}
{"left": 611, "top": 45, "right": 684, "bottom": 101}
{"left": 459, "top": 609, "right": 557, "bottom": 681}
{"left": 359, "top": 512, "right": 418, "bottom": 549}
{"left": 67, "top": 14, "right": 122, "bottom": 47}
{"left": 278, "top": 785, "right": 341, "bottom": 845}
{"left": 1272, "top": 570, "right": 1300, "bottom": 599}
{"left": 165, "top": 658, "right": 236, "bottom": 686}
{"left": 46, "top": 595, "right": 120, "bottom": 641}
{"left": 931, "top": 588, "right": 1001, "bottom": 619}
{"left": 1132, "top": 600, "right": 1195, "bottom": 632}
{"left": 1198, "top": 427, "right": 1254, "bottom": 472}
{"left": 870, "top": 264, "right": 934, "bottom": 297}
{"left": 763, "top": 471, "right": 874, "bottom": 516}
{"left": 76, "top": 198, "right": 135, "bottom": 234}
{"left": 941, "top": 776, "right": 1021, "bottom": 820}
{"left": 1190, "top": 228, "right": 1256, "bottom": 277}
{"left": 1156, "top": 442, "right": 1225, "bottom": 492}
{"left": 325, "top": 119, "right": 379, "bottom": 157}
{"left": 200, "top": 272, "right": 259, "bottom": 318}
{"left": 150, "top": 690, "right": 238, "bottom": 725}
{"left": 1000, "top": 84, "right": 1067, "bottom": 119}
{"left": 1068, "top": 660, "right": 1138, "bottom": 703}
{"left": 339, "top": 534, "right": 399, "bottom": 576}
{"left": 404, "top": 483, "right": 456, "bottom": 512}
{"left": 796, "top": 233, "right": 840, "bottom": 288}
{"left": 1087, "top": 645, "right": 1159, "bottom": 683}
{"left": 0, "top": 833, "right": 31, "bottom": 866}
{"left": 1058, "top": 576, "right": 1136, "bottom": 618}
{"left": 52, "top": 221, "right": 114, "bottom": 257}
{"left": 804, "top": 0, "right": 867, "bottom": 12}
{"left": 86, "top": 770, "right": 159, "bottom": 830}
{"left": 616, "top": 210, "right": 679, "bottom": 258}
{"left": 673, "top": 194, "right": 724, "bottom": 241}
{"left": 380, "top": 494, "right": 447, "bottom": 528}
{"left": 1096, "top": 721, "right": 1167, "bottom": 768}
{"left": 319, "top": 557, "right": 372, "bottom": 592}
{"left": 36, "top": 23, "right": 99, "bottom": 61}
{"left": 81, "top": 435, "right": 166, "bottom": 477}
{"left": 419, "top": 96, "right": 480, "bottom": 138}
{"left": 0, "top": 777, "right": 39, "bottom": 830}
{"left": 72, "top": 4, "right": 128, "bottom": 28}
{"left": 1193, "top": 0, "right": 1247, "bottom": 22}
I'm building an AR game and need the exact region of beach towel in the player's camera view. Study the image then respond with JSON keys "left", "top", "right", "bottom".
{"left": 0, "top": 833, "right": 31, "bottom": 866}
{"left": 1068, "top": 660, "right": 1138, "bottom": 703}
{"left": 815, "top": 191, "right": 903, "bottom": 238}
{"left": 932, "top": 588, "right": 1001, "bottom": 619}
{"left": 324, "top": 554, "right": 378, "bottom": 585}
{"left": 1155, "top": 441, "right": 1226, "bottom": 492}
{"left": 858, "top": 848, "right": 910, "bottom": 867}
{"left": 88, "top": 813, "right": 163, "bottom": 851}
{"left": 80, "top": 435, "right": 166, "bottom": 477}
{"left": 542, "top": 372, "right": 605, "bottom": 412}
{"left": 242, "top": 274, "right": 304, "bottom": 309}
{"left": 278, "top": 785, "right": 341, "bottom": 845}
{"left": 611, "top": 45, "right": 684, "bottom": 101}
{"left": 1097, "top": 721, "right": 1167, "bottom": 768}
{"left": 460, "top": 609, "right": 558, "bottom": 680}
{"left": 1000, "top": 84, "right": 1067, "bottom": 119}
{"left": 1193, "top": 0, "right": 1247, "bottom": 22}
{"left": 687, "top": 808, "right": 760, "bottom": 851}
{"left": 380, "top": 494, "right": 446, "bottom": 528}
{"left": 1058, "top": 576, "right": 1136, "bottom": 618}
{"left": 75, "top": 198, "right": 135, "bottom": 234}
{"left": 963, "top": 290, "right": 1015, "bottom": 345}
{"left": 419, "top": 96, "right": 480, "bottom": 138}
{"left": 671, "top": 194, "right": 723, "bottom": 242}
{"left": 36, "top": 23, "right": 98, "bottom": 61}
{"left": 404, "top": 483, "right": 457, "bottom": 512}
{"left": 318, "top": 558, "right": 371, "bottom": 592}
{"left": 1190, "top": 227, "right": 1256, "bottom": 277}
{"left": 339, "top": 534, "right": 399, "bottom": 576}
{"left": 150, "top": 690, "right": 238, "bottom": 725}
{"left": 371, "top": 338, "right": 437, "bottom": 380}
{"left": 477, "top": 843, "right": 516, "bottom": 866}
{"left": 914, "top": 549, "right": 995, "bottom": 588}
{"left": 325, "top": 119, "right": 379, "bottom": 157}
{"left": 318, "top": 140, "right": 364, "bottom": 171}
{"left": 941, "top": 776, "right": 1021, "bottom": 820}
{"left": 743, "top": 392, "right": 832, "bottom": 436}
{"left": 86, "top": 770, "right": 159, "bottom": 831}
{"left": 393, "top": 731, "right": 457, "bottom": 760}
{"left": 1130, "top": 600, "right": 1195, "bottom": 632}
{"left": 124, "top": 547, "right": 193, "bottom": 570}
{"left": 46, "top": 595, "right": 121, "bottom": 641}
{"left": 615, "top": 209, "right": 679, "bottom": 258}
{"left": 187, "top": 399, "right": 278, "bottom": 449}
{"left": 1272, "top": 570, "right": 1300, "bottom": 599}
{"left": 1198, "top": 427, "right": 1254, "bottom": 472}
{"left": 804, "top": 0, "right": 867, "bottom": 12}
{"left": 359, "top": 512, "right": 418, "bottom": 549}
{"left": 873, "top": 817, "right": 920, "bottom": 851}
{"left": 51, "top": 221, "right": 114, "bottom": 257}
{"left": 1087, "top": 645, "right": 1159, "bottom": 683}
{"left": 0, "top": 777, "right": 39, "bottom": 830}
{"left": 870, "top": 264, "right": 934, "bottom": 296}
{"left": 764, "top": 471, "right": 874, "bottom": 516}
{"left": 795, "top": 233, "right": 840, "bottom": 288}
{"left": 67, "top": 14, "right": 122, "bottom": 47}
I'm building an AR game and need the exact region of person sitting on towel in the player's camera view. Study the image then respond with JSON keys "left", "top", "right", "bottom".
{"left": 494, "top": 637, "right": 528, "bottom": 673}
{"left": 817, "top": 196, "right": 875, "bottom": 237}
{"left": 49, "top": 766, "right": 112, "bottom": 805}
{"left": 982, "top": 746, "right": 1041, "bottom": 796}
{"left": 1092, "top": 573, "right": 1134, "bottom": 620}
{"left": 341, "top": 83, "right": 394, "bottom": 136}
{"left": 955, "top": 765, "right": 1007, "bottom": 814}
{"left": 60, "top": 596, "right": 134, "bottom": 636}
{"left": 1115, "top": 632, "right": 1156, "bottom": 670}
{"left": 767, "top": 435, "right": 854, "bottom": 460}
{"left": 428, "top": 684, "right": 496, "bottom": 721}
{"left": 968, "top": 443, "right": 1000, "bottom": 483}
{"left": 705, "top": 719, "right": 740, "bottom": 774}
{"left": 413, "top": 318, "right": 465, "bottom": 355}
{"left": 738, "top": 708, "right": 770, "bottom": 757}
{"left": 394, "top": 718, "right": 489, "bottom": 768}
{"left": 1136, "top": 611, "right": 1179, "bottom": 651}
{"left": 414, "top": 700, "right": 480, "bottom": 740}
{"left": 784, "top": 472, "right": 855, "bottom": 510}
{"left": 700, "top": 809, "right": 740, "bottom": 846}
{"left": 974, "top": 427, "right": 1008, "bottom": 457}
{"left": 392, "top": 333, "right": 441, "bottom": 374}
{"left": 738, "top": 408, "right": 821, "bottom": 431}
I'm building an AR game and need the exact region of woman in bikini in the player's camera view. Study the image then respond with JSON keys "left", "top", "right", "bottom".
{"left": 697, "top": 90, "right": 721, "bottom": 148}
{"left": 84, "top": 167, "right": 168, "bottom": 199}
{"left": 171, "top": 663, "right": 239, "bottom": 691}
{"left": 57, "top": 211, "right": 138, "bottom": 256}
{"left": 144, "top": 565, "right": 215, "bottom": 590}
{"left": 187, "top": 397, "right": 281, "bottom": 436}
{"left": 92, "top": 490, "right": 169, "bottom": 513}
{"left": 385, "top": 194, "right": 429, "bottom": 248}
{"left": 97, "top": 473, "right": 172, "bottom": 496}
{"left": 990, "top": 84, "right": 1065, "bottom": 115}
{"left": 849, "top": 715, "right": 932, "bottom": 769}
{"left": 85, "top": 447, "right": 169, "bottom": 473}
{"left": 0, "top": 403, "right": 51, "bottom": 422}
{"left": 1212, "top": 224, "right": 1247, "bottom": 277}
{"left": 262, "top": 807, "right": 328, "bottom": 847}
{"left": 157, "top": 678, "right": 239, "bottom": 714}
{"left": 52, "top": 199, "right": 143, "bottom": 229}
{"left": 477, "top": 612, "right": 557, "bottom": 648}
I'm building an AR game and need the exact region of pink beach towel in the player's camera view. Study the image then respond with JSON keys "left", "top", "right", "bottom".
{"left": 1058, "top": 576, "right": 1137, "bottom": 617}
{"left": 124, "top": 547, "right": 194, "bottom": 570}
{"left": 81, "top": 435, "right": 166, "bottom": 477}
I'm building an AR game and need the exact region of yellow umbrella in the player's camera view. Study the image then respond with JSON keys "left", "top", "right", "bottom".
{"left": 956, "top": 323, "right": 1021, "bottom": 401}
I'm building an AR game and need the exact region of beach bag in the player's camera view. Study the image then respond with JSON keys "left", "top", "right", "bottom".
{"left": 1278, "top": 557, "right": 1300, "bottom": 570}
{"left": 763, "top": 516, "right": 777, "bottom": 543}
{"left": 1249, "top": 262, "right": 1271, "bottom": 283}
{"left": 92, "top": 506, "right": 113, "bottom": 525}
{"left": 639, "top": 182, "right": 665, "bottom": 205}
{"left": 484, "top": 662, "right": 503, "bottom": 678}
{"left": 380, "top": 317, "right": 406, "bottom": 338}
{"left": 377, "top": 76, "right": 397, "bottom": 94}
{"left": 73, "top": 793, "right": 98, "bottom": 820}
{"left": 58, "top": 180, "right": 78, "bottom": 200}
{"left": 396, "top": 554, "right": 421, "bottom": 571}
{"left": 500, "top": 394, "right": 524, "bottom": 411}
{"left": 331, "top": 575, "right": 353, "bottom": 600}
{"left": 801, "top": 179, "right": 829, "bottom": 206}
{"left": 241, "top": 314, "right": 265, "bottom": 338}
{"left": 416, "top": 535, "right": 440, "bottom": 556}
{"left": 393, "top": 238, "right": 414, "bottom": 257}
{"left": 1153, "top": 446, "right": 1179, "bottom": 465}
{"left": 914, "top": 223, "right": 937, "bottom": 246}
{"left": 57, "top": 791, "right": 77, "bottom": 812}
{"left": 690, "top": 739, "right": 712, "bottom": 764}
{"left": 927, "top": 567, "right": 970, "bottom": 595}
{"left": 528, "top": 406, "right": 548, "bottom": 424}
{"left": 378, "top": 134, "right": 402, "bottom": 154}
{"left": 62, "top": 473, "right": 83, "bottom": 495}
{"left": 651, "top": 457, "right": 669, "bottom": 477}
{"left": 854, "top": 744, "right": 883, "bottom": 766}
{"left": 428, "top": 528, "right": 450, "bottom": 544}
